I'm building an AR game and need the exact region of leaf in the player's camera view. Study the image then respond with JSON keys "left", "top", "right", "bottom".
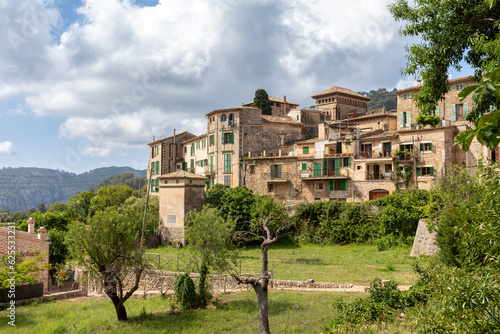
{"left": 454, "top": 129, "right": 478, "bottom": 151}
{"left": 458, "top": 85, "right": 480, "bottom": 101}
{"left": 477, "top": 111, "right": 500, "bottom": 128}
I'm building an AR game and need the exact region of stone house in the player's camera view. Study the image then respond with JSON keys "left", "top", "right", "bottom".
{"left": 243, "top": 95, "right": 300, "bottom": 117}
{"left": 147, "top": 131, "right": 197, "bottom": 195}
{"left": 181, "top": 134, "right": 208, "bottom": 176}
{"left": 0, "top": 219, "right": 51, "bottom": 293}
{"left": 311, "top": 86, "right": 371, "bottom": 121}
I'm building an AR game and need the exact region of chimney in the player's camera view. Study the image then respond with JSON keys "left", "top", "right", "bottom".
{"left": 37, "top": 226, "right": 47, "bottom": 241}
{"left": 27, "top": 217, "right": 36, "bottom": 234}
{"left": 283, "top": 95, "right": 287, "bottom": 116}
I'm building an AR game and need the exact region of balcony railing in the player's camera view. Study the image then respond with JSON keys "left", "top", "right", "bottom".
{"left": 366, "top": 171, "right": 393, "bottom": 180}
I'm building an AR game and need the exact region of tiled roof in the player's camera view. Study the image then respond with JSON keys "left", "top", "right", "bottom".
{"left": 294, "top": 137, "right": 322, "bottom": 145}
{"left": 158, "top": 170, "right": 206, "bottom": 179}
{"left": 312, "top": 86, "right": 371, "bottom": 100}
{"left": 205, "top": 106, "right": 259, "bottom": 117}
{"left": 360, "top": 131, "right": 399, "bottom": 140}
{"left": 183, "top": 133, "right": 208, "bottom": 144}
{"left": 148, "top": 131, "right": 196, "bottom": 146}
{"left": 243, "top": 96, "right": 299, "bottom": 107}
{"left": 261, "top": 115, "right": 302, "bottom": 125}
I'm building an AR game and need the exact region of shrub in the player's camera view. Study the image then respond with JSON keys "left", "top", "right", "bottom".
{"left": 173, "top": 273, "right": 200, "bottom": 310}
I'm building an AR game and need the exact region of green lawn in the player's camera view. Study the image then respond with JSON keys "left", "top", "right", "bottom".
{"left": 151, "top": 243, "right": 429, "bottom": 285}
{"left": 0, "top": 291, "right": 377, "bottom": 334}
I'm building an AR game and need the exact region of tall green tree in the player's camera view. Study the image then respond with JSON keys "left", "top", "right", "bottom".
{"left": 252, "top": 89, "right": 273, "bottom": 115}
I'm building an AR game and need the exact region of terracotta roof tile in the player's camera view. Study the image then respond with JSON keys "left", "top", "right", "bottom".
{"left": 312, "top": 86, "right": 371, "bottom": 100}
{"left": 158, "top": 170, "right": 206, "bottom": 179}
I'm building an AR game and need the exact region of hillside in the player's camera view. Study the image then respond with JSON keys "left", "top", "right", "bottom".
{"left": 358, "top": 88, "right": 398, "bottom": 112}
{"left": 0, "top": 166, "right": 146, "bottom": 212}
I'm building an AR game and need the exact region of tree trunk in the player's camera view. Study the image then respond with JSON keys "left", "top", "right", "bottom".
{"left": 254, "top": 278, "right": 270, "bottom": 334}
{"left": 104, "top": 280, "right": 128, "bottom": 321}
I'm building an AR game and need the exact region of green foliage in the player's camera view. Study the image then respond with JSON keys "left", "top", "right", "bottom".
{"left": 88, "top": 185, "right": 138, "bottom": 217}
{"left": 46, "top": 202, "right": 67, "bottom": 213}
{"left": 0, "top": 252, "right": 50, "bottom": 288}
{"left": 198, "top": 262, "right": 212, "bottom": 306}
{"left": 173, "top": 273, "right": 200, "bottom": 310}
{"left": 291, "top": 201, "right": 378, "bottom": 245}
{"left": 47, "top": 229, "right": 69, "bottom": 265}
{"left": 88, "top": 172, "right": 147, "bottom": 193}
{"left": 415, "top": 114, "right": 441, "bottom": 127}
{"left": 185, "top": 206, "right": 238, "bottom": 272}
{"left": 251, "top": 88, "right": 272, "bottom": 115}
{"left": 357, "top": 88, "right": 398, "bottom": 112}
{"left": 67, "top": 191, "right": 95, "bottom": 220}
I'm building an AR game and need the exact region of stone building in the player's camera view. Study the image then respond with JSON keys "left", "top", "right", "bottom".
{"left": 311, "top": 86, "right": 371, "bottom": 121}
{"left": 147, "top": 131, "right": 197, "bottom": 195}
{"left": 243, "top": 95, "right": 300, "bottom": 117}
{"left": 157, "top": 171, "right": 205, "bottom": 244}
{"left": 0, "top": 218, "right": 51, "bottom": 293}
{"left": 181, "top": 134, "right": 208, "bottom": 176}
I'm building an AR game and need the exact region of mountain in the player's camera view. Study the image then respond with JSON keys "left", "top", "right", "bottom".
{"left": 358, "top": 88, "right": 398, "bottom": 112}
{"left": 0, "top": 166, "right": 146, "bottom": 212}
{"left": 87, "top": 172, "right": 147, "bottom": 193}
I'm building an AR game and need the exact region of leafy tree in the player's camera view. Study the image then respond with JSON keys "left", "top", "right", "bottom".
{"left": 66, "top": 206, "right": 147, "bottom": 321}
{"left": 252, "top": 89, "right": 272, "bottom": 115}
{"left": 46, "top": 202, "right": 67, "bottom": 213}
{"left": 67, "top": 191, "right": 95, "bottom": 220}
{"left": 0, "top": 253, "right": 50, "bottom": 288}
{"left": 389, "top": 0, "right": 500, "bottom": 115}
{"left": 358, "top": 88, "right": 398, "bottom": 112}
{"left": 37, "top": 203, "right": 46, "bottom": 213}
{"left": 88, "top": 185, "right": 137, "bottom": 217}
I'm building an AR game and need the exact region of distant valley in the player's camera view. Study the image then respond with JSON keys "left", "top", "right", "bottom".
{"left": 0, "top": 166, "right": 146, "bottom": 212}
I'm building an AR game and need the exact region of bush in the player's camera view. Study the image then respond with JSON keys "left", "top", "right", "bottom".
{"left": 173, "top": 273, "right": 200, "bottom": 310}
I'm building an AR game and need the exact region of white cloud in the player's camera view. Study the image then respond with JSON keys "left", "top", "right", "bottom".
{"left": 81, "top": 146, "right": 110, "bottom": 157}
{"left": 0, "top": 142, "right": 16, "bottom": 155}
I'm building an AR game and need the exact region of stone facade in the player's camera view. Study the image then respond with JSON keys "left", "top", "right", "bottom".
{"left": 410, "top": 219, "right": 438, "bottom": 257}
{"left": 0, "top": 220, "right": 51, "bottom": 293}
{"left": 158, "top": 171, "right": 206, "bottom": 244}
{"left": 147, "top": 131, "right": 197, "bottom": 195}
{"left": 311, "top": 86, "right": 371, "bottom": 121}
{"left": 181, "top": 134, "right": 208, "bottom": 176}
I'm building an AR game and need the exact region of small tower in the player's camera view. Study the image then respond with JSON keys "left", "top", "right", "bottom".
{"left": 157, "top": 171, "right": 206, "bottom": 244}
{"left": 27, "top": 217, "right": 36, "bottom": 234}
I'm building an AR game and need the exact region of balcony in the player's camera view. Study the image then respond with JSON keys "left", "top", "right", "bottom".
{"left": 205, "top": 166, "right": 215, "bottom": 175}
{"left": 397, "top": 152, "right": 413, "bottom": 161}
{"left": 366, "top": 171, "right": 393, "bottom": 181}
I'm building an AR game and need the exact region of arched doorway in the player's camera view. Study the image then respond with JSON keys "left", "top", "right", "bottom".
{"left": 369, "top": 189, "right": 390, "bottom": 200}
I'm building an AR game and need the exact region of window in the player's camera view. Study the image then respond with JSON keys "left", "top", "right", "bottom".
{"left": 301, "top": 163, "right": 307, "bottom": 171}
{"left": 385, "top": 164, "right": 392, "bottom": 173}
{"left": 303, "top": 146, "right": 309, "bottom": 154}
{"left": 184, "top": 146, "right": 187, "bottom": 154}
{"left": 313, "top": 162, "right": 322, "bottom": 177}
{"left": 190, "top": 159, "right": 194, "bottom": 169}
{"left": 221, "top": 114, "right": 227, "bottom": 122}
{"left": 417, "top": 166, "right": 434, "bottom": 176}
{"left": 156, "top": 161, "right": 159, "bottom": 175}
{"left": 361, "top": 143, "right": 372, "bottom": 158}
{"left": 228, "top": 113, "right": 235, "bottom": 125}
{"left": 224, "top": 154, "right": 231, "bottom": 173}
{"left": 317, "top": 182, "right": 323, "bottom": 190}
{"left": 182, "top": 162, "right": 187, "bottom": 171}
{"left": 433, "top": 106, "right": 440, "bottom": 116}
{"left": 270, "top": 164, "right": 282, "bottom": 179}
{"left": 343, "top": 157, "right": 351, "bottom": 167}
{"left": 210, "top": 155, "right": 214, "bottom": 172}
{"left": 420, "top": 142, "right": 433, "bottom": 152}
{"left": 177, "top": 164, "right": 181, "bottom": 170}
{"left": 451, "top": 103, "right": 468, "bottom": 121}
{"left": 279, "top": 136, "right": 285, "bottom": 146}
{"left": 191, "top": 144, "right": 195, "bottom": 156}
{"left": 329, "top": 179, "right": 346, "bottom": 191}
{"left": 151, "top": 162, "right": 154, "bottom": 175}
{"left": 268, "top": 184, "right": 274, "bottom": 192}
{"left": 222, "top": 132, "right": 234, "bottom": 144}
{"left": 399, "top": 111, "right": 411, "bottom": 128}
{"left": 210, "top": 135, "right": 214, "bottom": 146}
{"left": 224, "top": 175, "right": 231, "bottom": 186}
{"left": 249, "top": 165, "right": 255, "bottom": 173}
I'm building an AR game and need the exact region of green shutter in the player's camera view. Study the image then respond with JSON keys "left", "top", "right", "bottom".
{"left": 270, "top": 165, "right": 275, "bottom": 178}
{"left": 463, "top": 103, "right": 469, "bottom": 117}
{"left": 314, "top": 162, "right": 322, "bottom": 177}
{"left": 277, "top": 165, "right": 282, "bottom": 178}
{"left": 329, "top": 180, "right": 334, "bottom": 191}
{"left": 151, "top": 162, "right": 154, "bottom": 175}
{"left": 408, "top": 93, "right": 412, "bottom": 98}
{"left": 156, "top": 145, "right": 159, "bottom": 155}
{"left": 400, "top": 144, "right": 404, "bottom": 151}
{"left": 416, "top": 167, "right": 421, "bottom": 176}
{"left": 452, "top": 85, "right": 456, "bottom": 91}
{"left": 347, "top": 157, "right": 351, "bottom": 167}
{"left": 429, "top": 143, "right": 433, "bottom": 151}
{"left": 336, "top": 142, "right": 341, "bottom": 153}
{"left": 430, "top": 167, "right": 434, "bottom": 176}
{"left": 297, "top": 115, "right": 299, "bottom": 120}
{"left": 156, "top": 161, "right": 159, "bottom": 175}
{"left": 222, "top": 133, "right": 225, "bottom": 144}
{"left": 303, "top": 146, "right": 309, "bottom": 154}
{"left": 406, "top": 111, "right": 411, "bottom": 127}
{"left": 230, "top": 132, "right": 234, "bottom": 143}
{"left": 420, "top": 143, "right": 424, "bottom": 151}
{"left": 184, "top": 146, "right": 187, "bottom": 153}
{"left": 302, "top": 163, "right": 307, "bottom": 170}
{"left": 399, "top": 112, "right": 404, "bottom": 128}
{"left": 451, "top": 104, "right": 456, "bottom": 121}
{"left": 400, "top": 95, "right": 404, "bottom": 100}
{"left": 210, "top": 156, "right": 213, "bottom": 172}
{"left": 435, "top": 106, "right": 440, "bottom": 116}
{"left": 323, "top": 158, "right": 327, "bottom": 176}
{"left": 334, "top": 158, "right": 341, "bottom": 176}
{"left": 182, "top": 162, "right": 187, "bottom": 171}
{"left": 341, "top": 179, "right": 346, "bottom": 191}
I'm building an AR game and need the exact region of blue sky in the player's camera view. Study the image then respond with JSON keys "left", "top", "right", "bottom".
{"left": 0, "top": 0, "right": 472, "bottom": 174}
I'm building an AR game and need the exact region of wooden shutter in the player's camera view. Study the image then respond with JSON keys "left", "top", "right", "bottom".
{"left": 430, "top": 166, "right": 434, "bottom": 176}
{"left": 451, "top": 105, "right": 456, "bottom": 121}
{"left": 230, "top": 132, "right": 234, "bottom": 143}
{"left": 151, "top": 162, "right": 154, "bottom": 175}
{"left": 277, "top": 165, "right": 282, "bottom": 178}
{"left": 334, "top": 158, "right": 341, "bottom": 176}
{"left": 420, "top": 143, "right": 424, "bottom": 151}
{"left": 405, "top": 111, "right": 411, "bottom": 127}
{"left": 323, "top": 158, "right": 327, "bottom": 176}
{"left": 270, "top": 165, "right": 275, "bottom": 178}
{"left": 429, "top": 143, "right": 433, "bottom": 151}
{"left": 347, "top": 157, "right": 351, "bottom": 167}
{"left": 452, "top": 85, "right": 456, "bottom": 91}
{"left": 416, "top": 167, "right": 421, "bottom": 176}
{"left": 463, "top": 103, "right": 469, "bottom": 117}
{"left": 222, "top": 133, "right": 225, "bottom": 144}
{"left": 408, "top": 93, "right": 412, "bottom": 98}
{"left": 302, "top": 163, "right": 307, "bottom": 170}
{"left": 341, "top": 179, "right": 346, "bottom": 191}
{"left": 336, "top": 142, "right": 341, "bottom": 153}
{"left": 399, "top": 112, "right": 404, "bottom": 128}
{"left": 435, "top": 107, "right": 440, "bottom": 116}
{"left": 329, "top": 180, "right": 334, "bottom": 191}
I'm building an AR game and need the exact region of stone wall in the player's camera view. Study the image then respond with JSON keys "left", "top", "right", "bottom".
{"left": 0, "top": 227, "right": 51, "bottom": 293}
{"left": 411, "top": 219, "right": 438, "bottom": 257}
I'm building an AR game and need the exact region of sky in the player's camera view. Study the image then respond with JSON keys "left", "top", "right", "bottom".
{"left": 0, "top": 0, "right": 472, "bottom": 174}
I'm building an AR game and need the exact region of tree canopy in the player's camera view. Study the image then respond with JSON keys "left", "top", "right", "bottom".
{"left": 252, "top": 89, "right": 272, "bottom": 115}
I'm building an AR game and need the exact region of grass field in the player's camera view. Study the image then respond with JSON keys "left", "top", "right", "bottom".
{"left": 0, "top": 291, "right": 388, "bottom": 334}
{"left": 151, "top": 243, "right": 429, "bottom": 286}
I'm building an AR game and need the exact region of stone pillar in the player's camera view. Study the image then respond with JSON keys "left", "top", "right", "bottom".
{"left": 410, "top": 219, "right": 439, "bottom": 257}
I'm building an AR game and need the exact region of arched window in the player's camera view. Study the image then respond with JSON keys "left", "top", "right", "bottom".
{"left": 221, "top": 114, "right": 227, "bottom": 122}
{"left": 228, "top": 113, "right": 235, "bottom": 125}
